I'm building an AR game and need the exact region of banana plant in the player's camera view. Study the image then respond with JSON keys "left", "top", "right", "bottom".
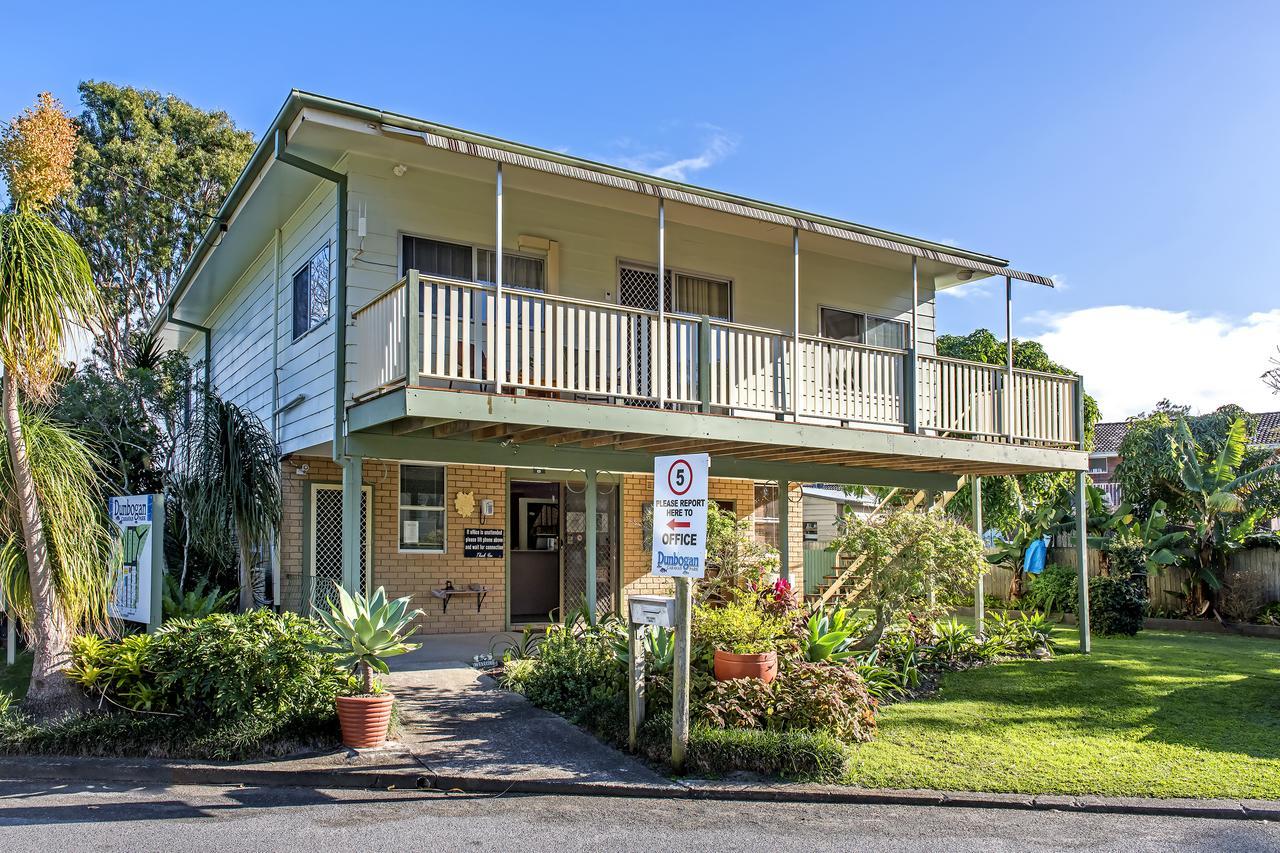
{"left": 1101, "top": 499, "right": 1188, "bottom": 575}
{"left": 1168, "top": 417, "right": 1280, "bottom": 616}
{"left": 314, "top": 586, "right": 423, "bottom": 694}
{"left": 985, "top": 497, "right": 1073, "bottom": 599}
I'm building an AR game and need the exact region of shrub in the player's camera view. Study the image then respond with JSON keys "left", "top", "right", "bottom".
{"left": 699, "top": 662, "right": 876, "bottom": 743}
{"left": 693, "top": 598, "right": 791, "bottom": 655}
{"left": 926, "top": 618, "right": 980, "bottom": 664}
{"left": 1089, "top": 575, "right": 1147, "bottom": 636}
{"left": 519, "top": 624, "right": 626, "bottom": 737}
{"left": 983, "top": 611, "right": 1056, "bottom": 656}
{"left": 496, "top": 657, "right": 537, "bottom": 693}
{"left": 68, "top": 610, "right": 354, "bottom": 722}
{"left": 1024, "top": 563, "right": 1078, "bottom": 615}
{"left": 640, "top": 711, "right": 851, "bottom": 781}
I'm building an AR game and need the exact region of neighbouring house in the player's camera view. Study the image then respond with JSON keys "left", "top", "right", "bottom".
{"left": 802, "top": 484, "right": 875, "bottom": 549}
{"left": 153, "top": 90, "right": 1088, "bottom": 635}
{"left": 1089, "top": 412, "right": 1280, "bottom": 511}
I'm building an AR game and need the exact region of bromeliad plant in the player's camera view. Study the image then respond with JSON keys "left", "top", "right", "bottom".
{"left": 314, "top": 586, "right": 423, "bottom": 695}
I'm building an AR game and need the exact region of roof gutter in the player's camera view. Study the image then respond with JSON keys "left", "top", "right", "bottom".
{"left": 272, "top": 127, "right": 349, "bottom": 465}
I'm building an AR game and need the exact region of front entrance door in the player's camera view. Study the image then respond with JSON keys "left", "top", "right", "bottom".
{"left": 509, "top": 481, "right": 562, "bottom": 623}
{"left": 563, "top": 481, "right": 619, "bottom": 620}
{"left": 308, "top": 483, "right": 371, "bottom": 608}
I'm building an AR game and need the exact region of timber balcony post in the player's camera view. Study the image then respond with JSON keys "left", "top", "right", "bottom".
{"left": 405, "top": 269, "right": 419, "bottom": 386}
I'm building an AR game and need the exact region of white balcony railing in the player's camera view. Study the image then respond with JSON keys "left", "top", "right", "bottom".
{"left": 351, "top": 272, "right": 1084, "bottom": 448}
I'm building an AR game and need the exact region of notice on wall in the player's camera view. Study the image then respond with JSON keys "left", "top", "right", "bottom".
{"left": 649, "top": 454, "right": 710, "bottom": 578}
{"left": 463, "top": 527, "right": 504, "bottom": 559}
{"left": 108, "top": 494, "right": 165, "bottom": 628}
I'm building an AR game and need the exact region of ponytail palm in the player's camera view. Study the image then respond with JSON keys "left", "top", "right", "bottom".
{"left": 0, "top": 213, "right": 104, "bottom": 717}
{"left": 182, "top": 390, "right": 281, "bottom": 611}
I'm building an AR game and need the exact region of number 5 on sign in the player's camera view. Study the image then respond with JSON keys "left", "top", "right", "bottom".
{"left": 650, "top": 453, "right": 709, "bottom": 579}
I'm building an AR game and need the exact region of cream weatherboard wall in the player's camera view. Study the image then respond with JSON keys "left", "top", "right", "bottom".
{"left": 342, "top": 153, "right": 937, "bottom": 353}
{"left": 190, "top": 150, "right": 940, "bottom": 458}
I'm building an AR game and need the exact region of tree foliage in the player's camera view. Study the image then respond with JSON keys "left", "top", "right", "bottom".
{"left": 830, "top": 509, "right": 985, "bottom": 644}
{"left": 936, "top": 329, "right": 1100, "bottom": 536}
{"left": 1114, "top": 402, "right": 1280, "bottom": 522}
{"left": 53, "top": 332, "right": 190, "bottom": 496}
{"left": 58, "top": 81, "right": 254, "bottom": 373}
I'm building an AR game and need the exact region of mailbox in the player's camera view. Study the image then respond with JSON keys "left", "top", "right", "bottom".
{"left": 628, "top": 595, "right": 676, "bottom": 628}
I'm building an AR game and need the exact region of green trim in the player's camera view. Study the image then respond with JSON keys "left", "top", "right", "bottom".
{"left": 345, "top": 433, "right": 960, "bottom": 492}
{"left": 348, "top": 386, "right": 1088, "bottom": 474}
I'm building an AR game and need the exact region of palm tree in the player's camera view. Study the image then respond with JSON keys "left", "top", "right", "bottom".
{"left": 0, "top": 94, "right": 105, "bottom": 716}
{"left": 1169, "top": 416, "right": 1280, "bottom": 616}
{"left": 181, "top": 390, "right": 280, "bottom": 611}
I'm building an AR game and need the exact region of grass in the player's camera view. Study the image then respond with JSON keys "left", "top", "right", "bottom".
{"left": 0, "top": 652, "right": 31, "bottom": 702}
{"left": 844, "top": 628, "right": 1280, "bottom": 799}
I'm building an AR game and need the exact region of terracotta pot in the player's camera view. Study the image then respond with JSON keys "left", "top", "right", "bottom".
{"left": 336, "top": 694, "right": 394, "bottom": 749}
{"left": 714, "top": 649, "right": 778, "bottom": 683}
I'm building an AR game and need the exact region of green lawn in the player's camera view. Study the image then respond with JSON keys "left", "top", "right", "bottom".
{"left": 845, "top": 629, "right": 1280, "bottom": 799}
{"left": 0, "top": 652, "right": 32, "bottom": 702}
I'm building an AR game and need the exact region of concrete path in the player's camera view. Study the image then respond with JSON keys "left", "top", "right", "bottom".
{"left": 385, "top": 655, "right": 677, "bottom": 793}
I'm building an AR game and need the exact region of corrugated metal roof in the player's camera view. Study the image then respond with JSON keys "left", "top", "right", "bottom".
{"left": 396, "top": 122, "right": 1056, "bottom": 287}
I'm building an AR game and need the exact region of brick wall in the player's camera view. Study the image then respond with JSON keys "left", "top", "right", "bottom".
{"left": 279, "top": 458, "right": 805, "bottom": 634}
{"left": 279, "top": 456, "right": 507, "bottom": 635}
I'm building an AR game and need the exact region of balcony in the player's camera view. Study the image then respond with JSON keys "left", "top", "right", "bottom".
{"left": 350, "top": 272, "right": 1083, "bottom": 455}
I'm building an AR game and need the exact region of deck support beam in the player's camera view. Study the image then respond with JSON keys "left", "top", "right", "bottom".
{"left": 1074, "top": 470, "right": 1092, "bottom": 654}
{"left": 585, "top": 467, "right": 598, "bottom": 624}
{"left": 972, "top": 475, "right": 985, "bottom": 636}
{"left": 778, "top": 480, "right": 791, "bottom": 584}
{"left": 495, "top": 162, "right": 505, "bottom": 395}
{"left": 657, "top": 196, "right": 666, "bottom": 408}
{"left": 1005, "top": 275, "right": 1014, "bottom": 441}
{"left": 908, "top": 256, "right": 919, "bottom": 433}
{"left": 791, "top": 228, "right": 800, "bottom": 421}
{"left": 341, "top": 455, "right": 363, "bottom": 597}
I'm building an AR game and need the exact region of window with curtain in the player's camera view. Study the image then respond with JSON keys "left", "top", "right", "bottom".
{"left": 402, "top": 235, "right": 472, "bottom": 280}
{"left": 819, "top": 306, "right": 907, "bottom": 349}
{"left": 752, "top": 482, "right": 780, "bottom": 550}
{"left": 617, "top": 263, "right": 731, "bottom": 320}
{"left": 477, "top": 249, "right": 546, "bottom": 291}
{"left": 291, "top": 243, "right": 331, "bottom": 340}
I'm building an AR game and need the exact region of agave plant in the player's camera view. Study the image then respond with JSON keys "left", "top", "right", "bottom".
{"left": 314, "top": 586, "right": 422, "bottom": 695}
{"left": 801, "top": 605, "right": 860, "bottom": 663}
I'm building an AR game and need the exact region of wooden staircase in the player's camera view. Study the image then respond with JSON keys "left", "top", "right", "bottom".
{"left": 804, "top": 486, "right": 958, "bottom": 609}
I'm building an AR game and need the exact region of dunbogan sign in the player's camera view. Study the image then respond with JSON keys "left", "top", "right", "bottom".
{"left": 649, "top": 454, "right": 709, "bottom": 579}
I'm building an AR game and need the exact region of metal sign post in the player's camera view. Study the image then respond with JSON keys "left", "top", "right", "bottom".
{"left": 650, "top": 453, "right": 710, "bottom": 772}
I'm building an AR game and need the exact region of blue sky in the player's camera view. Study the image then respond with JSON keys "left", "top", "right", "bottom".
{"left": 3, "top": 1, "right": 1278, "bottom": 419}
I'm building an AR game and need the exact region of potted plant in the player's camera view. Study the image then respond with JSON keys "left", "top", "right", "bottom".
{"left": 694, "top": 598, "right": 787, "bottom": 683}
{"left": 315, "top": 586, "right": 422, "bottom": 749}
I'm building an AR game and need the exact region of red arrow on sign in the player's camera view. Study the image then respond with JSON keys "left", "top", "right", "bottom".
{"left": 666, "top": 519, "right": 692, "bottom": 530}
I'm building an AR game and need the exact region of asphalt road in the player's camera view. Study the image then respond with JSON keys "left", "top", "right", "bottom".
{"left": 0, "top": 780, "right": 1276, "bottom": 852}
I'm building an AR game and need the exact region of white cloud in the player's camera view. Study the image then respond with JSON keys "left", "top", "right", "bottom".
{"left": 1030, "top": 306, "right": 1280, "bottom": 420}
{"left": 614, "top": 126, "right": 738, "bottom": 181}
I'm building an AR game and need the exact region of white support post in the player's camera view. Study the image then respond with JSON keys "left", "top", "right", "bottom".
{"left": 1005, "top": 275, "right": 1014, "bottom": 441}
{"left": 627, "top": 622, "right": 646, "bottom": 751}
{"left": 972, "top": 476, "right": 985, "bottom": 636}
{"left": 908, "top": 257, "right": 920, "bottom": 433}
{"left": 791, "top": 227, "right": 800, "bottom": 421}
{"left": 657, "top": 196, "right": 666, "bottom": 408}
{"left": 495, "top": 162, "right": 505, "bottom": 395}
{"left": 779, "top": 481, "right": 791, "bottom": 584}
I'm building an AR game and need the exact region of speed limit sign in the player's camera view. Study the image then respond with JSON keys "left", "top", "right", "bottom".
{"left": 651, "top": 453, "right": 709, "bottom": 578}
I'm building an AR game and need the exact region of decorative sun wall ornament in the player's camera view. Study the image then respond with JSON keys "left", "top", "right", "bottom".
{"left": 454, "top": 491, "right": 476, "bottom": 518}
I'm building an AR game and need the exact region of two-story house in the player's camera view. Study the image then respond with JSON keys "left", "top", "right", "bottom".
{"left": 153, "top": 91, "right": 1090, "bottom": 635}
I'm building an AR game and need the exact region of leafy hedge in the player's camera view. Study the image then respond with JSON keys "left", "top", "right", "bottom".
{"left": 638, "top": 711, "right": 850, "bottom": 781}
{"left": 1090, "top": 575, "right": 1148, "bottom": 636}
{"left": 0, "top": 610, "right": 354, "bottom": 760}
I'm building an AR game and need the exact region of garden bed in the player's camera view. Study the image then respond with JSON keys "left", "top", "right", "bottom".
{"left": 954, "top": 606, "right": 1280, "bottom": 640}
